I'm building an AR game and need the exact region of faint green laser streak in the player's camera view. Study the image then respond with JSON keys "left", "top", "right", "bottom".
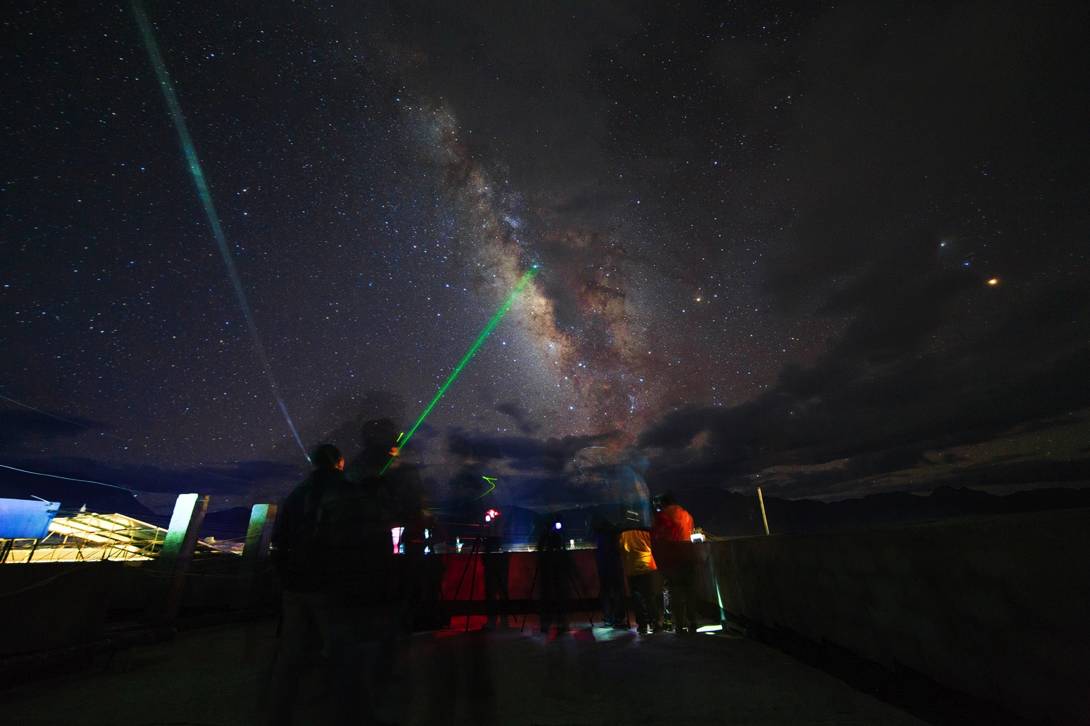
{"left": 473, "top": 476, "right": 498, "bottom": 500}
{"left": 380, "top": 267, "right": 539, "bottom": 475}
{"left": 131, "top": 1, "right": 307, "bottom": 460}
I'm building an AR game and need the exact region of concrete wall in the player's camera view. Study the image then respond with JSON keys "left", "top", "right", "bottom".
{"left": 705, "top": 508, "right": 1090, "bottom": 725}
{"left": 0, "top": 548, "right": 602, "bottom": 648}
{"left": 0, "top": 562, "right": 119, "bottom": 656}
{"left": 0, "top": 557, "right": 269, "bottom": 657}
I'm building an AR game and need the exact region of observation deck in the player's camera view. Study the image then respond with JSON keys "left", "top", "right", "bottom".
{"left": 1, "top": 618, "right": 928, "bottom": 726}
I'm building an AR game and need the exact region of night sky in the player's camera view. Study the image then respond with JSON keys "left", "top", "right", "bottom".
{"left": 3, "top": 2, "right": 1088, "bottom": 513}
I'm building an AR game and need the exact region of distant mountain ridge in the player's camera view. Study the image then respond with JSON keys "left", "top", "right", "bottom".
{"left": 183, "top": 486, "right": 1090, "bottom": 540}
{"left": 683, "top": 485, "right": 1090, "bottom": 537}
{"left": 6, "top": 462, "right": 1089, "bottom": 541}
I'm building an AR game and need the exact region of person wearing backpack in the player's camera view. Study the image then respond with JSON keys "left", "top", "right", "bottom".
{"left": 266, "top": 442, "right": 393, "bottom": 725}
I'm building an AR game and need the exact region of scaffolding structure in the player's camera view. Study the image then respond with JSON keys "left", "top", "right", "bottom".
{"left": 0, "top": 511, "right": 231, "bottom": 564}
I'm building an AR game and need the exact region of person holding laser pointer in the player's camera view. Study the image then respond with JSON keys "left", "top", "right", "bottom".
{"left": 267, "top": 442, "right": 394, "bottom": 725}
{"left": 268, "top": 419, "right": 418, "bottom": 725}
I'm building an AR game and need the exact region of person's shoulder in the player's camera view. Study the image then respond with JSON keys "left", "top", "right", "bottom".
{"left": 283, "top": 478, "right": 312, "bottom": 503}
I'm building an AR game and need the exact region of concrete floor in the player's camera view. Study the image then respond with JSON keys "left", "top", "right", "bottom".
{"left": 0, "top": 618, "right": 929, "bottom": 725}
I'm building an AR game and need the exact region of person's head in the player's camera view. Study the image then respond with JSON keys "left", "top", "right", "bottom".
{"left": 658, "top": 492, "right": 677, "bottom": 508}
{"left": 309, "top": 443, "right": 344, "bottom": 472}
{"left": 359, "top": 417, "right": 401, "bottom": 466}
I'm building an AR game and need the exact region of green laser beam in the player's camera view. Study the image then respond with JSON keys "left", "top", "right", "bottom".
{"left": 379, "top": 266, "right": 539, "bottom": 475}
{"left": 131, "top": 0, "right": 307, "bottom": 460}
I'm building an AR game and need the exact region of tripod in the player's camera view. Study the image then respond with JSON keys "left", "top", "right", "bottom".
{"left": 520, "top": 545, "right": 595, "bottom": 633}
{"left": 450, "top": 532, "right": 484, "bottom": 633}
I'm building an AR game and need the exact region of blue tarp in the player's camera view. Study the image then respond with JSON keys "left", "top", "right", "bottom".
{"left": 0, "top": 498, "right": 61, "bottom": 539}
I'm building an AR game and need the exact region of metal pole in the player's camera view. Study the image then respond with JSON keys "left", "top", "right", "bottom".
{"left": 756, "top": 487, "right": 771, "bottom": 536}
{"left": 464, "top": 538, "right": 480, "bottom": 632}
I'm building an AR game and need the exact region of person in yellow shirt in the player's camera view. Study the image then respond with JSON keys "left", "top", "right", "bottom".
{"left": 619, "top": 527, "right": 661, "bottom": 634}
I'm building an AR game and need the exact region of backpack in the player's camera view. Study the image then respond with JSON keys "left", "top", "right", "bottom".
{"left": 287, "top": 474, "right": 393, "bottom": 596}
{"left": 310, "top": 476, "right": 392, "bottom": 558}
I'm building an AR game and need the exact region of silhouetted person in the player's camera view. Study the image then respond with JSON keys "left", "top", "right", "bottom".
{"left": 348, "top": 417, "right": 421, "bottom": 501}
{"left": 619, "top": 521, "right": 661, "bottom": 634}
{"left": 652, "top": 492, "right": 698, "bottom": 633}
{"left": 267, "top": 442, "right": 394, "bottom": 725}
{"left": 349, "top": 418, "right": 423, "bottom": 706}
{"left": 481, "top": 508, "right": 509, "bottom": 629}
{"left": 536, "top": 515, "right": 570, "bottom": 635}
{"left": 400, "top": 495, "right": 445, "bottom": 631}
{"left": 592, "top": 512, "right": 626, "bottom": 627}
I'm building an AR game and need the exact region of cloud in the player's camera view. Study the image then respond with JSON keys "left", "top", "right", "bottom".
{"left": 495, "top": 401, "right": 540, "bottom": 435}
{"left": 0, "top": 409, "right": 106, "bottom": 451}
{"left": 0, "top": 456, "right": 300, "bottom": 498}
{"left": 635, "top": 5, "right": 1090, "bottom": 503}
{"left": 442, "top": 429, "right": 625, "bottom": 506}
{"left": 447, "top": 429, "right": 614, "bottom": 472}
{"left": 639, "top": 336, "right": 1090, "bottom": 497}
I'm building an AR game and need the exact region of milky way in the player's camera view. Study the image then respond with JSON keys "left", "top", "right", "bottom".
{"left": 404, "top": 97, "right": 664, "bottom": 439}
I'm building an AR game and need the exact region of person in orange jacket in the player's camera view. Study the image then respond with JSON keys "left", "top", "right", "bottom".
{"left": 652, "top": 493, "right": 698, "bottom": 633}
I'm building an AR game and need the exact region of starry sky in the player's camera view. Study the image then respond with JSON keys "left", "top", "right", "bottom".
{"left": 3, "top": 1, "right": 1089, "bottom": 512}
